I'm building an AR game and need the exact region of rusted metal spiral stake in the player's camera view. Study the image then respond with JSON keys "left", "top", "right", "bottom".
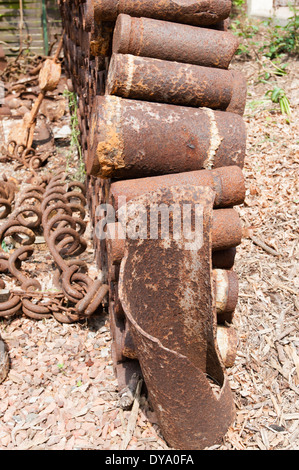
{"left": 0, "top": 179, "right": 63, "bottom": 321}
{"left": 0, "top": 178, "right": 47, "bottom": 320}
{"left": 42, "top": 174, "right": 108, "bottom": 319}
{"left": 7, "top": 245, "right": 52, "bottom": 320}
{"left": 0, "top": 177, "right": 17, "bottom": 220}
{"left": 0, "top": 172, "right": 108, "bottom": 324}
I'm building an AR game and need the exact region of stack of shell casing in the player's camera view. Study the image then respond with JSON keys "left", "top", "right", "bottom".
{"left": 59, "top": 0, "right": 248, "bottom": 450}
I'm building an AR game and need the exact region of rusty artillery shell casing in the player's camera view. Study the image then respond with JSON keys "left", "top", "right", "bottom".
{"left": 216, "top": 326, "right": 238, "bottom": 368}
{"left": 212, "top": 208, "right": 242, "bottom": 251}
{"left": 106, "top": 206, "right": 242, "bottom": 266}
{"left": 87, "top": 96, "right": 246, "bottom": 179}
{"left": 94, "top": 0, "right": 232, "bottom": 26}
{"left": 110, "top": 166, "right": 245, "bottom": 212}
{"left": 113, "top": 14, "right": 239, "bottom": 69}
{"left": 106, "top": 54, "right": 247, "bottom": 115}
{"left": 213, "top": 269, "right": 239, "bottom": 323}
{"left": 212, "top": 247, "right": 237, "bottom": 270}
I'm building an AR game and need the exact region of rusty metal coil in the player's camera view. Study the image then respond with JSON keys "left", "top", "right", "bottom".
{"left": 0, "top": 219, "right": 36, "bottom": 247}
{"left": 0, "top": 174, "right": 90, "bottom": 323}
{"left": 6, "top": 141, "right": 51, "bottom": 173}
{"left": 8, "top": 245, "right": 35, "bottom": 287}
{"left": 17, "top": 186, "right": 46, "bottom": 207}
{"left": 22, "top": 297, "right": 52, "bottom": 320}
{"left": 0, "top": 190, "right": 44, "bottom": 320}
{"left": 42, "top": 174, "right": 108, "bottom": 319}
{"left": 0, "top": 291, "right": 22, "bottom": 318}
{"left": 0, "top": 177, "right": 17, "bottom": 220}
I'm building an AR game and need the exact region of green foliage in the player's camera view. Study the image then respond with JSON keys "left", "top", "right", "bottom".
{"left": 261, "top": 6, "right": 299, "bottom": 58}
{"left": 1, "top": 240, "right": 9, "bottom": 253}
{"left": 232, "top": 0, "right": 246, "bottom": 8}
{"left": 258, "top": 60, "right": 288, "bottom": 82}
{"left": 230, "top": 3, "right": 298, "bottom": 59}
{"left": 63, "top": 89, "right": 86, "bottom": 182}
{"left": 265, "top": 87, "right": 292, "bottom": 122}
{"left": 230, "top": 16, "right": 260, "bottom": 57}
{"left": 231, "top": 0, "right": 246, "bottom": 17}
{"left": 230, "top": 19, "right": 260, "bottom": 39}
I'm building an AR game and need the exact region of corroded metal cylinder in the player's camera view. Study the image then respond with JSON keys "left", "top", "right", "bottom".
{"left": 112, "top": 14, "right": 239, "bottom": 69}
{"left": 106, "top": 54, "right": 247, "bottom": 115}
{"left": 216, "top": 326, "right": 238, "bottom": 368}
{"left": 212, "top": 208, "right": 242, "bottom": 251}
{"left": 87, "top": 96, "right": 246, "bottom": 179}
{"left": 212, "top": 247, "right": 237, "bottom": 269}
{"left": 94, "top": 0, "right": 232, "bottom": 26}
{"left": 110, "top": 166, "right": 246, "bottom": 211}
{"left": 213, "top": 269, "right": 239, "bottom": 323}
{"left": 105, "top": 207, "right": 242, "bottom": 266}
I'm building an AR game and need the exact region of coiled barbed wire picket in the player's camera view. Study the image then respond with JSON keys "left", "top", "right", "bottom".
{"left": 42, "top": 174, "right": 108, "bottom": 322}
{"left": 0, "top": 172, "right": 108, "bottom": 324}
{"left": 0, "top": 176, "right": 17, "bottom": 220}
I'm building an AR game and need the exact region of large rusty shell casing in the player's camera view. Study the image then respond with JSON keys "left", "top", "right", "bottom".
{"left": 106, "top": 54, "right": 247, "bottom": 115}
{"left": 112, "top": 14, "right": 239, "bottom": 69}
{"left": 118, "top": 185, "right": 236, "bottom": 450}
{"left": 87, "top": 95, "right": 246, "bottom": 179}
{"left": 212, "top": 208, "right": 243, "bottom": 251}
{"left": 94, "top": 0, "right": 232, "bottom": 26}
{"left": 212, "top": 247, "right": 237, "bottom": 269}
{"left": 106, "top": 207, "right": 243, "bottom": 266}
{"left": 213, "top": 269, "right": 239, "bottom": 323}
{"left": 110, "top": 166, "right": 245, "bottom": 211}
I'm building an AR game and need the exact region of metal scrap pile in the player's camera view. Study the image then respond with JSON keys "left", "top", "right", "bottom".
{"left": 59, "top": 0, "right": 248, "bottom": 450}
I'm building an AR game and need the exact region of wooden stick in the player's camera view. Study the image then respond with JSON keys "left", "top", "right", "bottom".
{"left": 18, "top": 0, "right": 24, "bottom": 55}
{"left": 249, "top": 234, "right": 280, "bottom": 256}
{"left": 0, "top": 337, "right": 9, "bottom": 384}
{"left": 121, "top": 379, "right": 143, "bottom": 450}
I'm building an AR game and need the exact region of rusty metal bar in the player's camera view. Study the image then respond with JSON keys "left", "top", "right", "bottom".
{"left": 87, "top": 96, "right": 246, "bottom": 179}
{"left": 94, "top": 0, "right": 232, "bottom": 26}
{"left": 112, "top": 14, "right": 239, "bottom": 69}
{"left": 106, "top": 54, "right": 247, "bottom": 115}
